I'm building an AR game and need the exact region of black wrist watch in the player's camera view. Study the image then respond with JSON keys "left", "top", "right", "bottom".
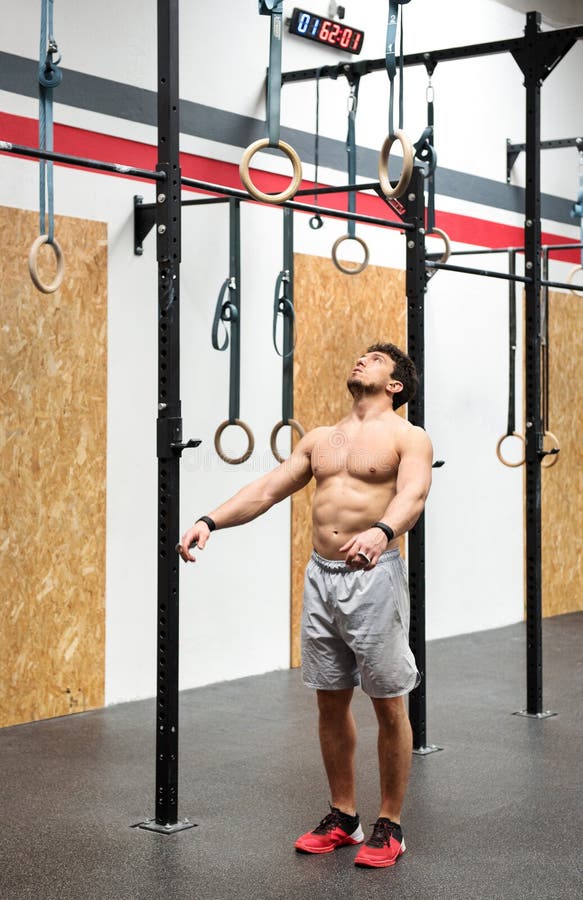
{"left": 372, "top": 522, "right": 395, "bottom": 544}
{"left": 196, "top": 515, "right": 216, "bottom": 532}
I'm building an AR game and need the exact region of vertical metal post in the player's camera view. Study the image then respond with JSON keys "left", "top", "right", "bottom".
{"left": 405, "top": 168, "right": 441, "bottom": 754}
{"left": 138, "top": 0, "right": 196, "bottom": 833}
{"left": 514, "top": 12, "right": 554, "bottom": 719}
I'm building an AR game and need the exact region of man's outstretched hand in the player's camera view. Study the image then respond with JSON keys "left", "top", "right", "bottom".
{"left": 176, "top": 521, "right": 212, "bottom": 563}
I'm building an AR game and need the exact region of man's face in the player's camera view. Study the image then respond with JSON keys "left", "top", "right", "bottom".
{"left": 347, "top": 351, "right": 397, "bottom": 397}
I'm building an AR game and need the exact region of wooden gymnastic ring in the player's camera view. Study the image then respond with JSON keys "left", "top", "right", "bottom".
{"left": 240, "top": 139, "right": 303, "bottom": 204}
{"left": 378, "top": 130, "right": 415, "bottom": 199}
{"left": 426, "top": 227, "right": 451, "bottom": 264}
{"left": 214, "top": 419, "right": 255, "bottom": 465}
{"left": 28, "top": 234, "right": 64, "bottom": 293}
{"left": 496, "top": 432, "right": 525, "bottom": 468}
{"left": 331, "top": 234, "right": 370, "bottom": 275}
{"left": 566, "top": 264, "right": 583, "bottom": 297}
{"left": 270, "top": 418, "right": 305, "bottom": 463}
{"left": 541, "top": 430, "right": 560, "bottom": 469}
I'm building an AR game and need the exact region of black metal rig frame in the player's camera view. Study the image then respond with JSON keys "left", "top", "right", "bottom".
{"left": 2, "top": 6, "right": 582, "bottom": 826}
{"left": 279, "top": 11, "right": 583, "bottom": 745}
{"left": 507, "top": 135, "right": 583, "bottom": 183}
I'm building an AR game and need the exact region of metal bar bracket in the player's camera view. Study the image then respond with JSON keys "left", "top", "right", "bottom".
{"left": 506, "top": 136, "right": 583, "bottom": 183}
{"left": 157, "top": 416, "right": 201, "bottom": 459}
{"left": 134, "top": 195, "right": 157, "bottom": 255}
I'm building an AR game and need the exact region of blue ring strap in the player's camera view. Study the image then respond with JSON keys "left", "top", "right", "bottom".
{"left": 386, "top": 0, "right": 412, "bottom": 135}
{"left": 259, "top": 0, "right": 284, "bottom": 148}
{"left": 38, "top": 0, "right": 62, "bottom": 244}
{"left": 386, "top": 0, "right": 398, "bottom": 135}
{"left": 272, "top": 270, "right": 296, "bottom": 359}
{"left": 346, "top": 77, "right": 360, "bottom": 239}
{"left": 212, "top": 278, "right": 239, "bottom": 351}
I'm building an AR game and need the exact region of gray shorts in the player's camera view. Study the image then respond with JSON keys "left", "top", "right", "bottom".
{"left": 301, "top": 548, "right": 421, "bottom": 699}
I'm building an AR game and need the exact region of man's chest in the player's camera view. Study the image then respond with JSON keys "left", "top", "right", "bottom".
{"left": 311, "top": 430, "right": 400, "bottom": 482}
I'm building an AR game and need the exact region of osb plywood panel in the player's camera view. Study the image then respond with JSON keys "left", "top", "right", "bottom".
{"left": 0, "top": 207, "right": 107, "bottom": 727}
{"left": 541, "top": 290, "right": 583, "bottom": 618}
{"left": 291, "top": 254, "right": 406, "bottom": 666}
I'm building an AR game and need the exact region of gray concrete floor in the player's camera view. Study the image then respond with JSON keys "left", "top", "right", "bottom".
{"left": 1, "top": 613, "right": 582, "bottom": 900}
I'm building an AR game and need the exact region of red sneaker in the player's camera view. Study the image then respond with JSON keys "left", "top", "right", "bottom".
{"left": 354, "top": 818, "right": 406, "bottom": 868}
{"left": 295, "top": 806, "right": 364, "bottom": 854}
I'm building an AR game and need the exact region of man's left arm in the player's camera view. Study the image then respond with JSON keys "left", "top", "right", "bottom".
{"left": 340, "top": 426, "right": 433, "bottom": 567}
{"left": 377, "top": 426, "right": 433, "bottom": 540}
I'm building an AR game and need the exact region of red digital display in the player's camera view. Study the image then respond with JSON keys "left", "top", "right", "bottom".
{"left": 289, "top": 8, "right": 364, "bottom": 55}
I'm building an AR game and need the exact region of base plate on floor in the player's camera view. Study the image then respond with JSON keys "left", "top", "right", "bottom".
{"left": 132, "top": 818, "right": 197, "bottom": 834}
{"left": 512, "top": 709, "right": 557, "bottom": 719}
{"left": 412, "top": 744, "right": 443, "bottom": 756}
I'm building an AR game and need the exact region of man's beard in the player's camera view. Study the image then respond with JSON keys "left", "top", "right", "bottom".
{"left": 347, "top": 377, "right": 382, "bottom": 398}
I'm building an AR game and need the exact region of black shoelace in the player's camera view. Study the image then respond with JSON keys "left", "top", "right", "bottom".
{"left": 313, "top": 810, "right": 341, "bottom": 834}
{"left": 366, "top": 820, "right": 401, "bottom": 848}
{"left": 313, "top": 806, "right": 356, "bottom": 835}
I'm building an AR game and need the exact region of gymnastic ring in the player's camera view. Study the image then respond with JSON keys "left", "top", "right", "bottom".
{"left": 496, "top": 432, "right": 525, "bottom": 468}
{"left": 426, "top": 228, "right": 451, "bottom": 264}
{"left": 240, "top": 139, "right": 303, "bottom": 204}
{"left": 214, "top": 419, "right": 255, "bottom": 465}
{"left": 28, "top": 234, "right": 64, "bottom": 293}
{"left": 566, "top": 264, "right": 583, "bottom": 297}
{"left": 378, "top": 130, "right": 415, "bottom": 199}
{"left": 270, "top": 418, "right": 305, "bottom": 464}
{"left": 541, "top": 430, "right": 560, "bottom": 469}
{"left": 331, "top": 234, "right": 370, "bottom": 275}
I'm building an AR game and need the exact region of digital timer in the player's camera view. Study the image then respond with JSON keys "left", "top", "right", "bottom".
{"left": 289, "top": 8, "right": 364, "bottom": 55}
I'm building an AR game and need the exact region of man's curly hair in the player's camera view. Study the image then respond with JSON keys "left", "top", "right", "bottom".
{"left": 366, "top": 342, "right": 418, "bottom": 410}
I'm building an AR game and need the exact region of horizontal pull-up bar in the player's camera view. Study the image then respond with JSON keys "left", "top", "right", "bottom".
{"left": 425, "top": 260, "right": 532, "bottom": 283}
{"left": 281, "top": 24, "right": 583, "bottom": 85}
{"left": 139, "top": 196, "right": 232, "bottom": 212}
{"left": 449, "top": 247, "right": 523, "bottom": 257}
{"left": 450, "top": 243, "right": 583, "bottom": 257}
{"left": 180, "top": 175, "right": 414, "bottom": 230}
{"left": 542, "top": 278, "right": 583, "bottom": 292}
{"left": 0, "top": 140, "right": 165, "bottom": 181}
{"left": 134, "top": 177, "right": 413, "bottom": 253}
{"left": 293, "top": 181, "right": 381, "bottom": 197}
{"left": 426, "top": 260, "right": 583, "bottom": 292}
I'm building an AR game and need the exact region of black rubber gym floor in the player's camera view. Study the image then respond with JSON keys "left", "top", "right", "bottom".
{"left": 2, "top": 612, "right": 582, "bottom": 900}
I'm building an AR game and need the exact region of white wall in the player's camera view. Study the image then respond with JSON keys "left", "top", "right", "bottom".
{"left": 1, "top": 1, "right": 581, "bottom": 705}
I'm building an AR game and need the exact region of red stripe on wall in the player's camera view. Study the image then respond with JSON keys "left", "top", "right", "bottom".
{"left": 1, "top": 111, "right": 580, "bottom": 263}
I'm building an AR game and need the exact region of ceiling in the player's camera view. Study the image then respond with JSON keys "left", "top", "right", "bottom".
{"left": 493, "top": 0, "right": 583, "bottom": 28}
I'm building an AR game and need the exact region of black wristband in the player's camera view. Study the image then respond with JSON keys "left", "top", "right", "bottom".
{"left": 196, "top": 516, "right": 216, "bottom": 532}
{"left": 372, "top": 522, "right": 395, "bottom": 544}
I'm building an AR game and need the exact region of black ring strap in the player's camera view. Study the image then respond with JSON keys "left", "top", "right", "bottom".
{"left": 271, "top": 208, "right": 305, "bottom": 461}
{"left": 211, "top": 199, "right": 255, "bottom": 464}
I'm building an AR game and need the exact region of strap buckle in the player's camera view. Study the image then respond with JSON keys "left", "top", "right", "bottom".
{"left": 414, "top": 126, "right": 437, "bottom": 177}
{"left": 39, "top": 41, "right": 63, "bottom": 88}
{"left": 258, "top": 0, "right": 283, "bottom": 14}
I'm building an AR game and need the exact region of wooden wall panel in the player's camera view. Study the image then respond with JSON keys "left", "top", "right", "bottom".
{"left": 291, "top": 254, "right": 406, "bottom": 666}
{"left": 541, "top": 290, "right": 583, "bottom": 618}
{"left": 0, "top": 207, "right": 107, "bottom": 727}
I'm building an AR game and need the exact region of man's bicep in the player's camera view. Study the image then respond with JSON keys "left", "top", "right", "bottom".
{"left": 264, "top": 433, "right": 315, "bottom": 502}
{"left": 396, "top": 429, "right": 433, "bottom": 497}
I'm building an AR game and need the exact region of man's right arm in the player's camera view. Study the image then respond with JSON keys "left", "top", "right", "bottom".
{"left": 178, "top": 429, "right": 321, "bottom": 562}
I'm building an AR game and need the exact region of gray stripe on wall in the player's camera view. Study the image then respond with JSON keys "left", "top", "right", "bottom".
{"left": 0, "top": 51, "right": 574, "bottom": 225}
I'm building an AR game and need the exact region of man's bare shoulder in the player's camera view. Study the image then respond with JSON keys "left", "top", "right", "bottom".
{"left": 395, "top": 419, "right": 433, "bottom": 455}
{"left": 298, "top": 425, "right": 335, "bottom": 452}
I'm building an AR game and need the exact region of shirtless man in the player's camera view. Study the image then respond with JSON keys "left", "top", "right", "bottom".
{"left": 178, "top": 342, "right": 433, "bottom": 869}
